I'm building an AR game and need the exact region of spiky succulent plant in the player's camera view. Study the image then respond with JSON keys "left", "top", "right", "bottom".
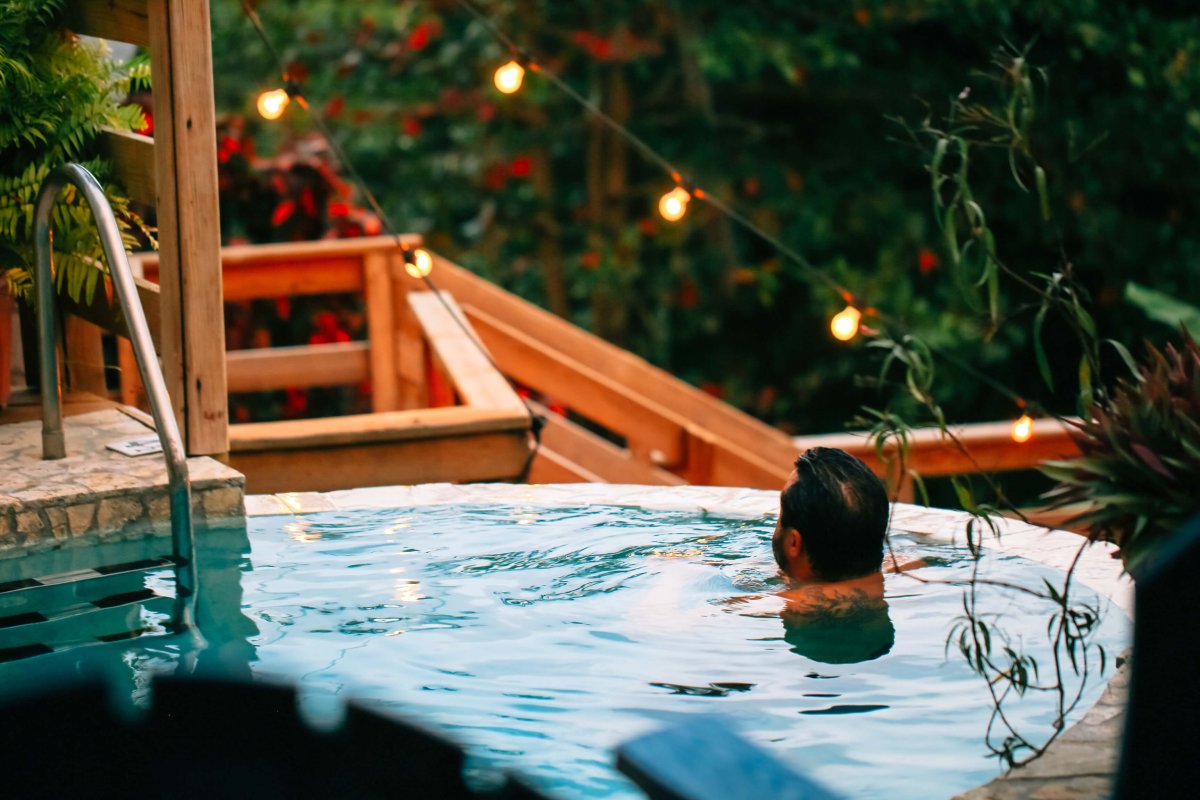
{"left": 1041, "top": 330, "right": 1200, "bottom": 576}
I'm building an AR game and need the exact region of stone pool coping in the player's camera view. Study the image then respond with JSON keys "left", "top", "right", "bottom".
{"left": 0, "top": 409, "right": 245, "bottom": 554}
{"left": 247, "top": 481, "right": 1133, "bottom": 800}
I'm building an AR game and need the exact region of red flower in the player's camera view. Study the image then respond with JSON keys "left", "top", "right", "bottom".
{"left": 402, "top": 117, "right": 422, "bottom": 137}
{"left": 918, "top": 248, "right": 941, "bottom": 274}
{"left": 509, "top": 155, "right": 532, "bottom": 178}
{"left": 580, "top": 251, "right": 601, "bottom": 270}
{"left": 137, "top": 111, "right": 154, "bottom": 137}
{"left": 271, "top": 200, "right": 296, "bottom": 226}
{"left": 408, "top": 21, "right": 437, "bottom": 51}
{"left": 325, "top": 96, "right": 345, "bottom": 119}
{"left": 328, "top": 201, "right": 350, "bottom": 218}
{"left": 476, "top": 102, "right": 496, "bottom": 123}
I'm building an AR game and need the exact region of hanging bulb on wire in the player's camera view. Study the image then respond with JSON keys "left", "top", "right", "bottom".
{"left": 257, "top": 88, "right": 290, "bottom": 120}
{"left": 404, "top": 248, "right": 434, "bottom": 279}
{"left": 494, "top": 60, "right": 526, "bottom": 94}
{"left": 658, "top": 186, "right": 691, "bottom": 222}
{"left": 1011, "top": 414, "right": 1034, "bottom": 443}
{"left": 830, "top": 305, "right": 862, "bottom": 341}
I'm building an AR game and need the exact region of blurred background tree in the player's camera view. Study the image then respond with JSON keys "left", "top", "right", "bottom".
{"left": 207, "top": 0, "right": 1200, "bottom": 435}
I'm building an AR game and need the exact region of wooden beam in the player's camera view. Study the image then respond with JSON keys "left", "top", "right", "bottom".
{"left": 148, "top": 0, "right": 227, "bottom": 455}
{"left": 231, "top": 430, "right": 530, "bottom": 494}
{"left": 229, "top": 405, "right": 529, "bottom": 452}
{"left": 792, "top": 418, "right": 1080, "bottom": 478}
{"left": 216, "top": 234, "right": 421, "bottom": 266}
{"left": 463, "top": 302, "right": 686, "bottom": 465}
{"left": 59, "top": 273, "right": 162, "bottom": 349}
{"left": 393, "top": 272, "right": 426, "bottom": 409}
{"left": 66, "top": 0, "right": 151, "bottom": 47}
{"left": 526, "top": 447, "right": 607, "bottom": 484}
{"left": 407, "top": 291, "right": 524, "bottom": 414}
{"left": 406, "top": 246, "right": 798, "bottom": 467}
{"left": 531, "top": 400, "right": 686, "bottom": 486}
{"left": 226, "top": 342, "right": 370, "bottom": 393}
{"left": 364, "top": 251, "right": 398, "bottom": 411}
{"left": 64, "top": 316, "right": 108, "bottom": 396}
{"left": 99, "top": 129, "right": 156, "bottom": 207}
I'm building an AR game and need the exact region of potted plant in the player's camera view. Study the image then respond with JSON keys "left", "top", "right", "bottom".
{"left": 1041, "top": 330, "right": 1200, "bottom": 576}
{"left": 0, "top": 0, "right": 152, "bottom": 401}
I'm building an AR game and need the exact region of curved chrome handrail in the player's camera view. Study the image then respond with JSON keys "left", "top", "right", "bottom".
{"left": 34, "top": 163, "right": 198, "bottom": 632}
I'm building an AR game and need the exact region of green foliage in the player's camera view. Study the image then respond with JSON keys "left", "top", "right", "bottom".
{"left": 0, "top": 0, "right": 151, "bottom": 303}
{"left": 208, "top": 1, "right": 1200, "bottom": 433}
{"left": 1125, "top": 281, "right": 1200, "bottom": 336}
{"left": 1042, "top": 332, "right": 1200, "bottom": 575}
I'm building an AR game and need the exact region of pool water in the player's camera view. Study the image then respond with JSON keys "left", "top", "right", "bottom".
{"left": 0, "top": 502, "right": 1129, "bottom": 799}
{"left": 201, "top": 503, "right": 1126, "bottom": 799}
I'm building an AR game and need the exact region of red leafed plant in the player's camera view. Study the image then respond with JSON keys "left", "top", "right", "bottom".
{"left": 1041, "top": 329, "right": 1200, "bottom": 575}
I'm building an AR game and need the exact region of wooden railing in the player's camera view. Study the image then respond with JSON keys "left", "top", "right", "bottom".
{"left": 113, "top": 237, "right": 1079, "bottom": 502}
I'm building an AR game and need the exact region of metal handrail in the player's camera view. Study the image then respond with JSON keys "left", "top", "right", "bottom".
{"left": 34, "top": 163, "right": 198, "bottom": 632}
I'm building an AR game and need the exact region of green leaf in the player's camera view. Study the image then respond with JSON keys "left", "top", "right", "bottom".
{"left": 1104, "top": 339, "right": 1141, "bottom": 380}
{"left": 1125, "top": 281, "right": 1200, "bottom": 335}
{"left": 1035, "top": 166, "right": 1050, "bottom": 221}
{"left": 1078, "top": 356, "right": 1093, "bottom": 416}
{"left": 943, "top": 207, "right": 960, "bottom": 266}
{"left": 1033, "top": 305, "right": 1055, "bottom": 391}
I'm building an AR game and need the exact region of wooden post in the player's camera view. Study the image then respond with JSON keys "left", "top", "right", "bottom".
{"left": 393, "top": 264, "right": 427, "bottom": 409}
{"left": 147, "top": 0, "right": 228, "bottom": 455}
{"left": 364, "top": 250, "right": 398, "bottom": 412}
{"left": 63, "top": 317, "right": 108, "bottom": 396}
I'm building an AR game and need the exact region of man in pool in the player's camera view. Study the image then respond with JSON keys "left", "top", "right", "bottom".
{"left": 769, "top": 447, "right": 903, "bottom": 663}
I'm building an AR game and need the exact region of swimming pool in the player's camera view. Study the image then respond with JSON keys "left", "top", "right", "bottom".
{"left": 0, "top": 484, "right": 1132, "bottom": 799}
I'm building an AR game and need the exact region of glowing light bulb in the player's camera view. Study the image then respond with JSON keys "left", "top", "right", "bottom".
{"left": 1011, "top": 414, "right": 1034, "bottom": 443}
{"left": 257, "top": 88, "right": 290, "bottom": 120}
{"left": 404, "top": 248, "right": 433, "bottom": 279}
{"left": 658, "top": 186, "right": 690, "bottom": 222}
{"left": 494, "top": 60, "right": 525, "bottom": 94}
{"left": 830, "top": 305, "right": 862, "bottom": 341}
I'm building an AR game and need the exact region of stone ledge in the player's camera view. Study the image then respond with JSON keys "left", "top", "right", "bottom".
{"left": 953, "top": 658, "right": 1129, "bottom": 800}
{"left": 0, "top": 408, "right": 245, "bottom": 555}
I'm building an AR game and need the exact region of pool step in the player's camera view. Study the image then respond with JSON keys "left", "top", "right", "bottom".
{"left": 0, "top": 557, "right": 177, "bottom": 662}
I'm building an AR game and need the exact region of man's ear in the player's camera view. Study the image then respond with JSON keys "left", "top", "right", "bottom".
{"left": 782, "top": 527, "right": 803, "bottom": 562}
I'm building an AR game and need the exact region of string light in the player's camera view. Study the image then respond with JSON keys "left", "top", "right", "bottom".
{"left": 830, "top": 305, "right": 863, "bottom": 341}
{"left": 658, "top": 186, "right": 691, "bottom": 222}
{"left": 494, "top": 60, "right": 525, "bottom": 94}
{"left": 256, "top": 88, "right": 290, "bottom": 120}
{"left": 1011, "top": 414, "right": 1034, "bottom": 443}
{"left": 404, "top": 248, "right": 434, "bottom": 279}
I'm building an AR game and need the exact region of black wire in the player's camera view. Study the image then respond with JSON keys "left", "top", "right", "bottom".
{"left": 241, "top": 2, "right": 546, "bottom": 474}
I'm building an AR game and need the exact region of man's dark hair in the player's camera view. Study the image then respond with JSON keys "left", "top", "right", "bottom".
{"left": 779, "top": 447, "right": 889, "bottom": 581}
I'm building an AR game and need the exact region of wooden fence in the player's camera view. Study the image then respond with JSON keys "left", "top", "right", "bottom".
{"left": 119, "top": 238, "right": 1080, "bottom": 507}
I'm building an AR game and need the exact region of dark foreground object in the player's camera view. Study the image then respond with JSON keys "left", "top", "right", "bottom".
{"left": 0, "top": 675, "right": 548, "bottom": 799}
{"left": 617, "top": 714, "right": 842, "bottom": 800}
{"left": 1114, "top": 514, "right": 1200, "bottom": 799}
